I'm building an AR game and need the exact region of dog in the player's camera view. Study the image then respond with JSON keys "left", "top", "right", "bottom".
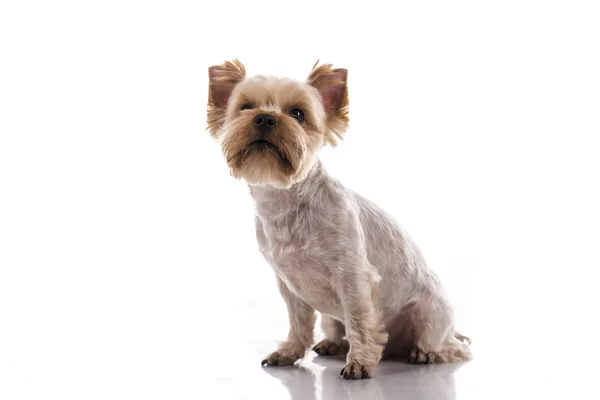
{"left": 206, "top": 60, "right": 472, "bottom": 380}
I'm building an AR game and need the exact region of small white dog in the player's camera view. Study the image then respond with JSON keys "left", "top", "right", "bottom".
{"left": 207, "top": 60, "right": 472, "bottom": 379}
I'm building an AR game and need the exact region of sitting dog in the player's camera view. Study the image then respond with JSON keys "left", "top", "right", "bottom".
{"left": 206, "top": 60, "right": 472, "bottom": 379}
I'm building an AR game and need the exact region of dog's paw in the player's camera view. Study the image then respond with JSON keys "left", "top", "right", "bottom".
{"left": 312, "top": 339, "right": 349, "bottom": 356}
{"left": 409, "top": 347, "right": 435, "bottom": 364}
{"left": 340, "top": 360, "right": 374, "bottom": 380}
{"left": 261, "top": 350, "right": 300, "bottom": 367}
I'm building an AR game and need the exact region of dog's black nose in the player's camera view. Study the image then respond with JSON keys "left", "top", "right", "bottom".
{"left": 254, "top": 114, "right": 276, "bottom": 129}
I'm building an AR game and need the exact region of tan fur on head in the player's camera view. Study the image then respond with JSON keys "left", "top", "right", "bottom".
{"left": 206, "top": 60, "right": 348, "bottom": 188}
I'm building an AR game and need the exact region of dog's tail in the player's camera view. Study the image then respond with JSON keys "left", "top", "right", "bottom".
{"left": 454, "top": 332, "right": 472, "bottom": 345}
{"left": 429, "top": 331, "right": 473, "bottom": 363}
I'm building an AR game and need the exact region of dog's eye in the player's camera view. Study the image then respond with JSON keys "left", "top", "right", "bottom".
{"left": 240, "top": 103, "right": 252, "bottom": 111}
{"left": 289, "top": 108, "right": 305, "bottom": 124}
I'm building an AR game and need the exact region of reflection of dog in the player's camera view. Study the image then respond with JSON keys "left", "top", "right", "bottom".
{"left": 207, "top": 60, "right": 472, "bottom": 379}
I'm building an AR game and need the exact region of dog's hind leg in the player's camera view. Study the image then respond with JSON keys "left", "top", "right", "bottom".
{"left": 398, "top": 295, "right": 472, "bottom": 364}
{"left": 312, "top": 315, "right": 349, "bottom": 356}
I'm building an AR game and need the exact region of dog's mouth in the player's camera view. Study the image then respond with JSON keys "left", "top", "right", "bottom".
{"left": 239, "top": 138, "right": 294, "bottom": 173}
{"left": 249, "top": 139, "right": 278, "bottom": 150}
{"left": 248, "top": 139, "right": 288, "bottom": 163}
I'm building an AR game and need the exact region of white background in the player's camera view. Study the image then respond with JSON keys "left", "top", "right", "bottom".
{"left": 1, "top": 1, "right": 599, "bottom": 399}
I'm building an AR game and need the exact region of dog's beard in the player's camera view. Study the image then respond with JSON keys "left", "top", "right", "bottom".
{"left": 233, "top": 139, "right": 295, "bottom": 175}
{"left": 221, "top": 119, "right": 305, "bottom": 187}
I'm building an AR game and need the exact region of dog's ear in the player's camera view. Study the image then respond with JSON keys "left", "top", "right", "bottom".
{"left": 308, "top": 61, "right": 349, "bottom": 146}
{"left": 207, "top": 59, "right": 246, "bottom": 138}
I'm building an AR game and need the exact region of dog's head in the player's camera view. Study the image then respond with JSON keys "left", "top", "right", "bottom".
{"left": 207, "top": 60, "right": 348, "bottom": 188}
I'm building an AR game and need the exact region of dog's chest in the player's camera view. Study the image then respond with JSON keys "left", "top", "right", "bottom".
{"left": 254, "top": 207, "right": 311, "bottom": 256}
{"left": 255, "top": 213, "right": 340, "bottom": 315}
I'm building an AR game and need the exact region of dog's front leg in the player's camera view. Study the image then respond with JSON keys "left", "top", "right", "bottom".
{"left": 261, "top": 277, "right": 316, "bottom": 367}
{"left": 336, "top": 263, "right": 388, "bottom": 379}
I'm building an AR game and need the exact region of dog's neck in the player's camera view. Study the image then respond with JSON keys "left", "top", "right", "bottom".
{"left": 249, "top": 160, "right": 331, "bottom": 219}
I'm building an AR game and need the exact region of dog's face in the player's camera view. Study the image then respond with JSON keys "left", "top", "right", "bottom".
{"left": 207, "top": 60, "right": 349, "bottom": 188}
